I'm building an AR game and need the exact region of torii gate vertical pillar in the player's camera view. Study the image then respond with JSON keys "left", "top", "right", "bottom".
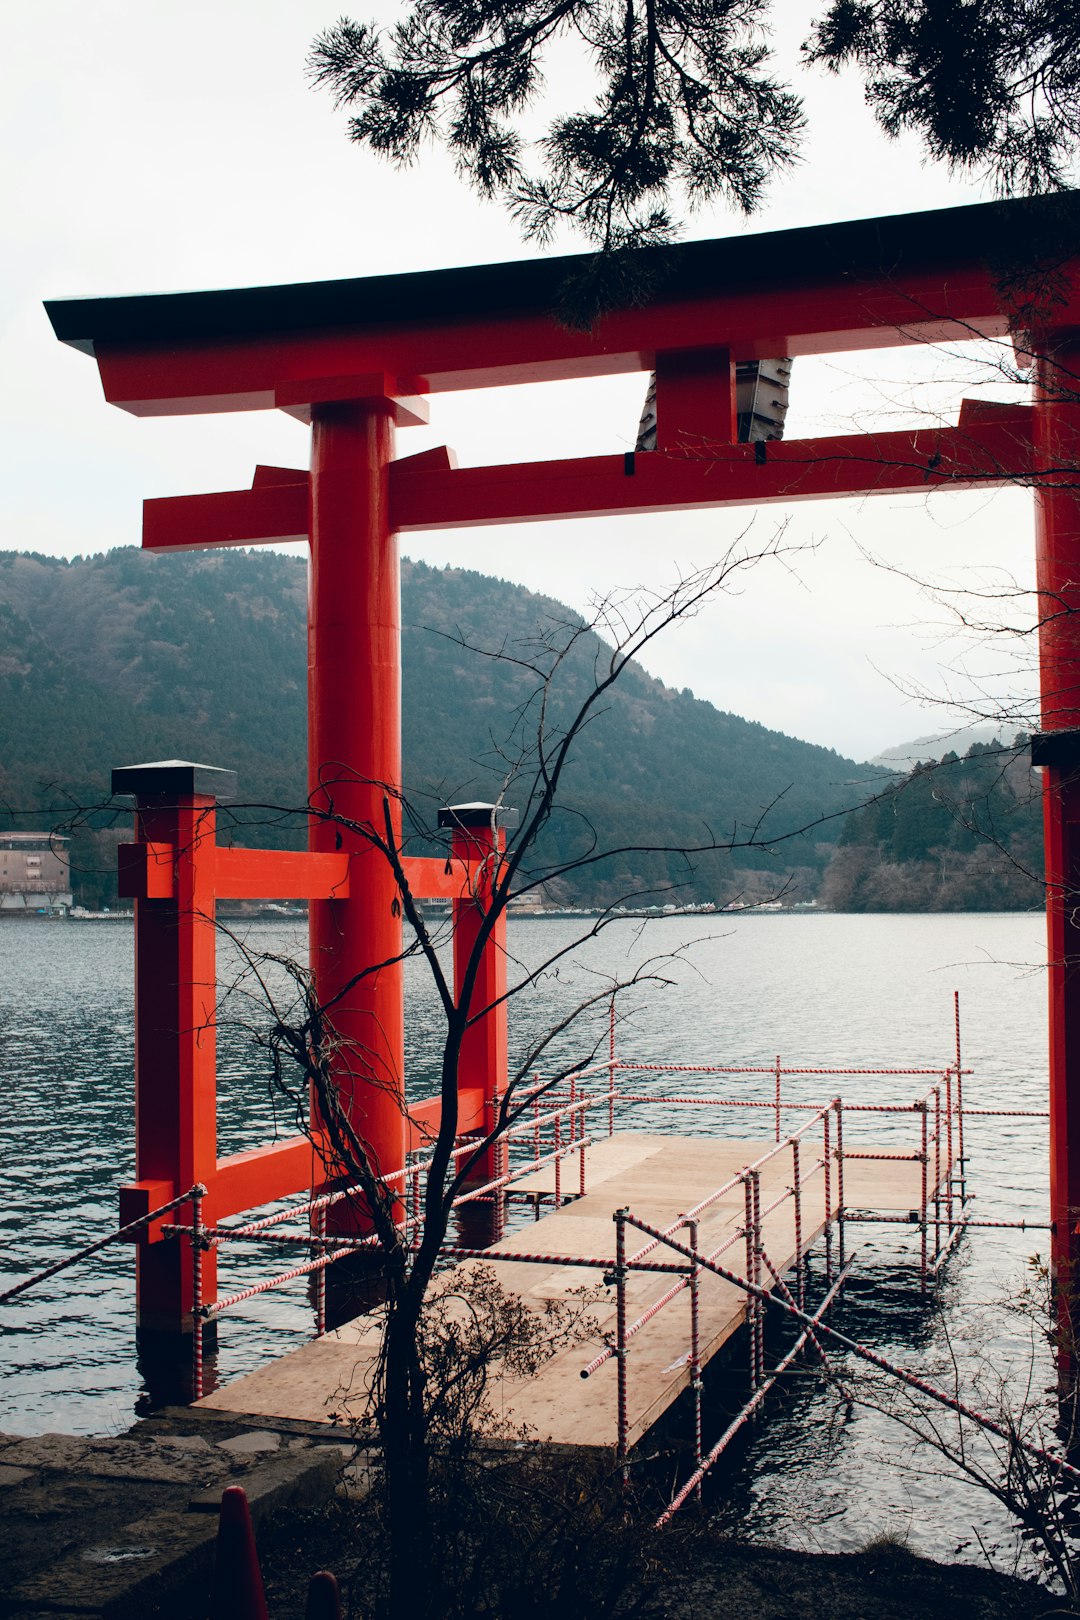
{"left": 308, "top": 400, "right": 406, "bottom": 1203}
{"left": 112, "top": 760, "right": 236, "bottom": 1343}
{"left": 1034, "top": 336, "right": 1080, "bottom": 1290}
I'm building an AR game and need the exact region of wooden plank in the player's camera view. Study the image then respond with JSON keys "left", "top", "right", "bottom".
{"left": 517, "top": 1130, "right": 929, "bottom": 1212}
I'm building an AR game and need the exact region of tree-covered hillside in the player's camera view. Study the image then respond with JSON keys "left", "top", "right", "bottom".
{"left": 820, "top": 741, "right": 1043, "bottom": 911}
{"left": 0, "top": 547, "right": 307, "bottom": 820}
{"left": 0, "top": 547, "right": 875, "bottom": 906}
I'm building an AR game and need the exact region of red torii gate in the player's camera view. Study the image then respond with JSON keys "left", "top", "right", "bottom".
{"left": 45, "top": 192, "right": 1080, "bottom": 1345}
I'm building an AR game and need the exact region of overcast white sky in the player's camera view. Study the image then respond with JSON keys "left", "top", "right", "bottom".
{"left": 0, "top": 1, "right": 1041, "bottom": 761}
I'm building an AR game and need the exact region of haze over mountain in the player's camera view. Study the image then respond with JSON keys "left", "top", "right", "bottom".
{"left": 0, "top": 547, "right": 876, "bottom": 908}
{"left": 869, "top": 724, "right": 1012, "bottom": 771}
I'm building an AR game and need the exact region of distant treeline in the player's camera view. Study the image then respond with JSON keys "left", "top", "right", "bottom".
{"left": 820, "top": 740, "right": 1042, "bottom": 911}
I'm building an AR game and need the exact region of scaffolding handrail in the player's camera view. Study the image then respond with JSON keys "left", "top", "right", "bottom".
{"left": 575, "top": 1068, "right": 964, "bottom": 1508}
{"left": 193, "top": 1055, "right": 956, "bottom": 1360}
{"left": 614, "top": 1061, "right": 970, "bottom": 1077}
{"left": 621, "top": 1209, "right": 1080, "bottom": 1495}
{"left": 77, "top": 991, "right": 1053, "bottom": 1524}
{"left": 581, "top": 1128, "right": 835, "bottom": 1380}
{"left": 0, "top": 1184, "right": 206, "bottom": 1304}
{"left": 4, "top": 993, "right": 1001, "bottom": 1501}
{"left": 656, "top": 1258, "right": 857, "bottom": 1526}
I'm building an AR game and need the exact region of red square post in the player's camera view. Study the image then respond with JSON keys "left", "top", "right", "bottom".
{"left": 112, "top": 759, "right": 236, "bottom": 1342}
{"left": 440, "top": 805, "right": 510, "bottom": 1198}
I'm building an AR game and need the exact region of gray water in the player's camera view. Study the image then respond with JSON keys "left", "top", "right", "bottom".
{"left": 0, "top": 911, "right": 1055, "bottom": 1566}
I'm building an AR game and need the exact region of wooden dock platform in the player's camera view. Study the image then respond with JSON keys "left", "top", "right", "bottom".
{"left": 197, "top": 1131, "right": 936, "bottom": 1451}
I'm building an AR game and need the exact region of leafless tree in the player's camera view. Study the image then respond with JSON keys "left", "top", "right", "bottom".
{"left": 207, "top": 527, "right": 873, "bottom": 1614}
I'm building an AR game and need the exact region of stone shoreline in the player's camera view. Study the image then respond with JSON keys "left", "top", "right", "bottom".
{"left": 0, "top": 1408, "right": 359, "bottom": 1618}
{"left": 0, "top": 1409, "right": 1059, "bottom": 1619}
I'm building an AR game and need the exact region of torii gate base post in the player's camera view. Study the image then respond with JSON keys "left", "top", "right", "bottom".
{"left": 442, "top": 805, "right": 510, "bottom": 1244}
{"left": 1034, "top": 336, "right": 1080, "bottom": 1343}
{"left": 111, "top": 756, "right": 508, "bottom": 1365}
{"left": 113, "top": 761, "right": 234, "bottom": 1381}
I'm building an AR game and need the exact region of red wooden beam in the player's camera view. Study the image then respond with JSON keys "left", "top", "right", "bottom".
{"left": 116, "top": 842, "right": 483, "bottom": 905}
{"left": 402, "top": 854, "right": 477, "bottom": 899}
{"left": 1033, "top": 340, "right": 1080, "bottom": 1290}
{"left": 216, "top": 848, "right": 350, "bottom": 900}
{"left": 117, "top": 840, "right": 175, "bottom": 899}
{"left": 308, "top": 400, "right": 407, "bottom": 1211}
{"left": 653, "top": 347, "right": 737, "bottom": 451}
{"left": 392, "top": 413, "right": 1037, "bottom": 531}
{"left": 116, "top": 843, "right": 355, "bottom": 900}
{"left": 127, "top": 786, "right": 220, "bottom": 1332}
{"left": 406, "top": 1086, "right": 486, "bottom": 1150}
{"left": 123, "top": 1083, "right": 489, "bottom": 1239}
{"left": 92, "top": 269, "right": 1023, "bottom": 417}
{"left": 211, "top": 1137, "right": 315, "bottom": 1222}
{"left": 51, "top": 196, "right": 1080, "bottom": 418}
{"left": 186, "top": 1087, "right": 487, "bottom": 1221}
{"left": 275, "top": 371, "right": 429, "bottom": 427}
{"left": 446, "top": 807, "right": 509, "bottom": 1195}
{"left": 142, "top": 410, "right": 1036, "bottom": 552}
{"left": 144, "top": 481, "right": 308, "bottom": 551}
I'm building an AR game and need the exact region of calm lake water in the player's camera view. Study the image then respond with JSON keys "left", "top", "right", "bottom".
{"left": 0, "top": 910, "right": 1056, "bottom": 1565}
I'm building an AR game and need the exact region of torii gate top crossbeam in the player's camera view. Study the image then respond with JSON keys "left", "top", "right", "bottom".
{"left": 45, "top": 193, "right": 1080, "bottom": 418}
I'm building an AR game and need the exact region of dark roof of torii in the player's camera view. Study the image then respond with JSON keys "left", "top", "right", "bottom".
{"left": 44, "top": 192, "right": 1079, "bottom": 357}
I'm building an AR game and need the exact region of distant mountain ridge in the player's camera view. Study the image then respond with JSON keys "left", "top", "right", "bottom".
{"left": 0, "top": 547, "right": 876, "bottom": 906}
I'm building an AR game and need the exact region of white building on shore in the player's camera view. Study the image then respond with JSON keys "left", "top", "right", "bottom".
{"left": 0, "top": 832, "right": 72, "bottom": 913}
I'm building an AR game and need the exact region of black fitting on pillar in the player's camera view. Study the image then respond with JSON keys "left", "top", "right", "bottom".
{"left": 111, "top": 759, "right": 238, "bottom": 801}
{"left": 438, "top": 802, "right": 519, "bottom": 832}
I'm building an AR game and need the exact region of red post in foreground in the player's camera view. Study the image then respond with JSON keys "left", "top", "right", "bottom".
{"left": 210, "top": 1485, "right": 268, "bottom": 1620}
{"left": 441, "top": 805, "right": 510, "bottom": 1196}
{"left": 113, "top": 760, "right": 234, "bottom": 1342}
{"left": 1033, "top": 336, "right": 1080, "bottom": 1291}
{"left": 308, "top": 400, "right": 406, "bottom": 1211}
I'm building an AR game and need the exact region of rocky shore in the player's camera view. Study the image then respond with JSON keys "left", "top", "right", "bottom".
{"left": 0, "top": 1409, "right": 1059, "bottom": 1619}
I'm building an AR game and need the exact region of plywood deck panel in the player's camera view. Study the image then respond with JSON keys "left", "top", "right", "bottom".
{"left": 198, "top": 1131, "right": 940, "bottom": 1448}
{"left": 515, "top": 1131, "right": 929, "bottom": 1213}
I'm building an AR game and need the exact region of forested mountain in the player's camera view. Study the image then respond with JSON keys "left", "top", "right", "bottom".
{"left": 820, "top": 741, "right": 1043, "bottom": 911}
{"left": 0, "top": 546, "right": 876, "bottom": 907}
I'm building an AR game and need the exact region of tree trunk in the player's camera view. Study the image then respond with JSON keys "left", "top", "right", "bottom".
{"left": 381, "top": 1287, "right": 432, "bottom": 1617}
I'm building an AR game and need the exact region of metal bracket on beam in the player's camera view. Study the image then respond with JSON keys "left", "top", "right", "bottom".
{"left": 1031, "top": 730, "right": 1080, "bottom": 769}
